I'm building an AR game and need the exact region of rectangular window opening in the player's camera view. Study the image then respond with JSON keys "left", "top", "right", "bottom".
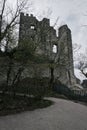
{"left": 52, "top": 44, "right": 57, "bottom": 53}
{"left": 30, "top": 25, "right": 35, "bottom": 29}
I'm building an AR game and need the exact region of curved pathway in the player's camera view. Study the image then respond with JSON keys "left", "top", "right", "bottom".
{"left": 0, "top": 98, "right": 87, "bottom": 130}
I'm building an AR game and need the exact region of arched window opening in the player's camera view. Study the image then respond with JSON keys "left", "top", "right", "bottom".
{"left": 52, "top": 44, "right": 57, "bottom": 53}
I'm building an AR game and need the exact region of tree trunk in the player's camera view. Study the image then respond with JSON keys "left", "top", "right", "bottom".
{"left": 50, "top": 67, "right": 54, "bottom": 89}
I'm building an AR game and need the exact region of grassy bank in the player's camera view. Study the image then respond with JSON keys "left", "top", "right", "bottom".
{"left": 0, "top": 94, "right": 53, "bottom": 116}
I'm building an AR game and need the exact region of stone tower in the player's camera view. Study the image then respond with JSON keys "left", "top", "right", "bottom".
{"left": 0, "top": 15, "right": 1, "bottom": 39}
{"left": 19, "top": 12, "right": 76, "bottom": 86}
{"left": 19, "top": 12, "right": 57, "bottom": 57}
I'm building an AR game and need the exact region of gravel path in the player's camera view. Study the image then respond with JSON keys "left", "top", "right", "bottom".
{"left": 0, "top": 98, "right": 87, "bottom": 130}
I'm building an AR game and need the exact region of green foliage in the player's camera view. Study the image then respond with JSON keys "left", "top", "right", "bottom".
{"left": 0, "top": 94, "right": 53, "bottom": 116}
{"left": 32, "top": 54, "right": 49, "bottom": 63}
{"left": 14, "top": 40, "right": 36, "bottom": 63}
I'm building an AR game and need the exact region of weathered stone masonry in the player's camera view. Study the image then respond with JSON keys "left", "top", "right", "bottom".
{"left": 18, "top": 12, "right": 76, "bottom": 87}
{"left": 0, "top": 13, "right": 76, "bottom": 87}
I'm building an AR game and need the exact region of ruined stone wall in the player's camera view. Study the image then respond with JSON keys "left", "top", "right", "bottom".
{"left": 0, "top": 13, "right": 76, "bottom": 87}
{"left": 57, "top": 25, "right": 75, "bottom": 85}
{"left": 0, "top": 15, "right": 1, "bottom": 36}
{"left": 18, "top": 12, "right": 76, "bottom": 86}
{"left": 19, "top": 13, "right": 57, "bottom": 57}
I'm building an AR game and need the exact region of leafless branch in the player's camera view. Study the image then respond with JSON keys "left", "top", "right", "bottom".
{"left": 53, "top": 17, "right": 60, "bottom": 28}
{"left": 0, "top": 0, "right": 29, "bottom": 43}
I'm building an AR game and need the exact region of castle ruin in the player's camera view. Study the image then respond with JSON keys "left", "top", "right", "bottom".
{"left": 18, "top": 12, "right": 76, "bottom": 87}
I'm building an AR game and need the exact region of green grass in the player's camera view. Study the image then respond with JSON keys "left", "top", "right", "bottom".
{"left": 0, "top": 94, "right": 53, "bottom": 116}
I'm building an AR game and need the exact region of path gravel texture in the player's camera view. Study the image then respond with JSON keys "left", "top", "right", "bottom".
{"left": 0, "top": 98, "right": 87, "bottom": 130}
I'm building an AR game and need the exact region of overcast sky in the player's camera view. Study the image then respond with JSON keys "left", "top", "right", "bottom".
{"left": 8, "top": 0, "right": 87, "bottom": 50}
{"left": 29, "top": 0, "right": 87, "bottom": 51}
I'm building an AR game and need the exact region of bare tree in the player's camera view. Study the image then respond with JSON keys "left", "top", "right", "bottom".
{"left": 0, "top": 0, "right": 34, "bottom": 95}
{"left": 0, "top": 0, "right": 30, "bottom": 49}
{"left": 73, "top": 43, "right": 87, "bottom": 77}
